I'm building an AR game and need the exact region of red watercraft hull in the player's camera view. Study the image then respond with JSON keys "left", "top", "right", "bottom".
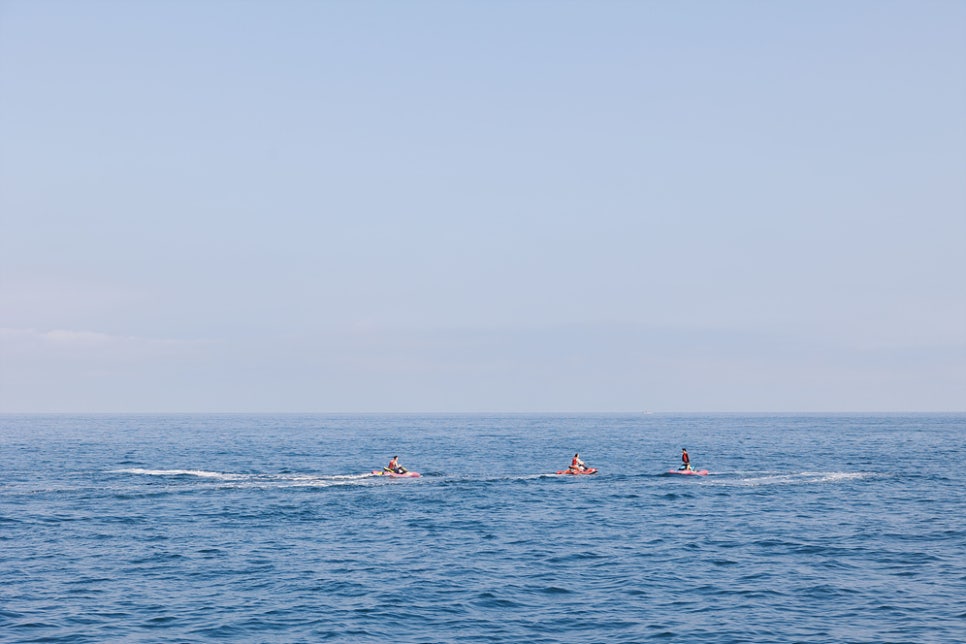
{"left": 371, "top": 470, "right": 421, "bottom": 478}
{"left": 555, "top": 468, "right": 598, "bottom": 475}
{"left": 668, "top": 469, "right": 709, "bottom": 476}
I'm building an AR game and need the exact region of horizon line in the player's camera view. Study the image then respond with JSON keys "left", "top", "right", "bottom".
{"left": 1, "top": 410, "right": 963, "bottom": 416}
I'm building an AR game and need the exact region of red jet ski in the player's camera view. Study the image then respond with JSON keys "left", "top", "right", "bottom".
{"left": 555, "top": 468, "right": 598, "bottom": 475}
{"left": 371, "top": 470, "right": 421, "bottom": 478}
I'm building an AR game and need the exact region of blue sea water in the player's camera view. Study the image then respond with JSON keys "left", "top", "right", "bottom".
{"left": 1, "top": 413, "right": 964, "bottom": 643}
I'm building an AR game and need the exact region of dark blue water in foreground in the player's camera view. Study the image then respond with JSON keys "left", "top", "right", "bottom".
{"left": 2, "top": 414, "right": 964, "bottom": 643}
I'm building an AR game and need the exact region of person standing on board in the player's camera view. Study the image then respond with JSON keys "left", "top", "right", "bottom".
{"left": 570, "top": 453, "right": 587, "bottom": 473}
{"left": 680, "top": 448, "right": 692, "bottom": 471}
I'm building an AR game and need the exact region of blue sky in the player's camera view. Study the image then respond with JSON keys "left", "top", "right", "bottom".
{"left": 1, "top": 1, "right": 964, "bottom": 412}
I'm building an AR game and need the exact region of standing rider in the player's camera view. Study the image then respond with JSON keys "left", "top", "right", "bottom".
{"left": 680, "top": 448, "right": 692, "bottom": 471}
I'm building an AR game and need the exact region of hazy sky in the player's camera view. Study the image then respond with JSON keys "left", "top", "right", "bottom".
{"left": 1, "top": 1, "right": 964, "bottom": 412}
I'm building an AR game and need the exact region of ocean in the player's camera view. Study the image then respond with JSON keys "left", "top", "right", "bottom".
{"left": 1, "top": 413, "right": 964, "bottom": 643}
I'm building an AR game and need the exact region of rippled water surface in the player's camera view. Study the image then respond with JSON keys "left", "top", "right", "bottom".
{"left": 2, "top": 414, "right": 964, "bottom": 643}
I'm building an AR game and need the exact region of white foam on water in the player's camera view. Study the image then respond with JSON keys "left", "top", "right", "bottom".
{"left": 801, "top": 471, "right": 873, "bottom": 483}
{"left": 269, "top": 473, "right": 379, "bottom": 488}
{"left": 109, "top": 469, "right": 413, "bottom": 490}
{"left": 299, "top": 473, "right": 374, "bottom": 481}
{"left": 110, "top": 468, "right": 247, "bottom": 481}
{"left": 729, "top": 471, "right": 874, "bottom": 487}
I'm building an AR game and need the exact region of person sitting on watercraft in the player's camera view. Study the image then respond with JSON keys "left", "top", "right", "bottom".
{"left": 680, "top": 448, "right": 692, "bottom": 471}
{"left": 570, "top": 453, "right": 587, "bottom": 473}
{"left": 385, "top": 455, "right": 407, "bottom": 474}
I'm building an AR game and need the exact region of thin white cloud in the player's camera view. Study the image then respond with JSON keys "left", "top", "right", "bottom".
{"left": 0, "top": 327, "right": 208, "bottom": 354}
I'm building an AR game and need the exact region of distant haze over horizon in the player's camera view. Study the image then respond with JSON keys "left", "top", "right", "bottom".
{"left": 2, "top": 2, "right": 964, "bottom": 413}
